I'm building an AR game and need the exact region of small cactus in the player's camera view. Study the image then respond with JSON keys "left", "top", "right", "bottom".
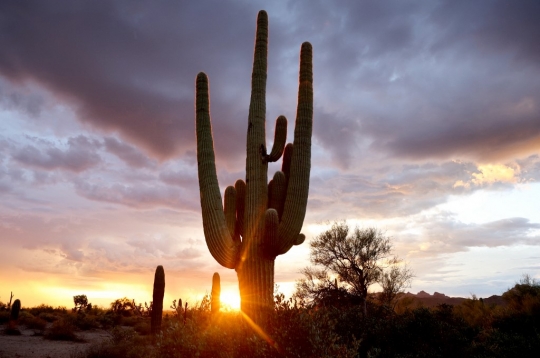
{"left": 10, "top": 299, "right": 21, "bottom": 321}
{"left": 211, "top": 272, "right": 221, "bottom": 314}
{"left": 151, "top": 265, "right": 165, "bottom": 335}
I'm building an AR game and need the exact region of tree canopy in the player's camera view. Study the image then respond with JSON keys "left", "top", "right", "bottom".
{"left": 296, "top": 221, "right": 413, "bottom": 314}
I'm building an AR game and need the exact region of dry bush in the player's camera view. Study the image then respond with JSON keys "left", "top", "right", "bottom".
{"left": 23, "top": 315, "right": 47, "bottom": 331}
{"left": 44, "top": 318, "right": 81, "bottom": 341}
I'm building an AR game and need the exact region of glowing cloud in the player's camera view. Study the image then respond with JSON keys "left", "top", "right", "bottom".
{"left": 454, "top": 164, "right": 519, "bottom": 188}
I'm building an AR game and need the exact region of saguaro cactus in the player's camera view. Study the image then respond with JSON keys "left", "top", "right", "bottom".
{"left": 211, "top": 272, "right": 221, "bottom": 314}
{"left": 151, "top": 265, "right": 165, "bottom": 335}
{"left": 10, "top": 299, "right": 21, "bottom": 321}
{"left": 196, "top": 10, "right": 313, "bottom": 321}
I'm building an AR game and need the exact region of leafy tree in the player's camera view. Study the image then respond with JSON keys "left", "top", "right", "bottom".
{"left": 110, "top": 297, "right": 135, "bottom": 315}
{"left": 378, "top": 256, "right": 414, "bottom": 308}
{"left": 73, "top": 294, "right": 90, "bottom": 312}
{"left": 296, "top": 221, "right": 412, "bottom": 315}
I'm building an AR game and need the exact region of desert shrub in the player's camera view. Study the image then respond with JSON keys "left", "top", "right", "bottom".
{"left": 22, "top": 315, "right": 47, "bottom": 331}
{"left": 0, "top": 311, "right": 10, "bottom": 323}
{"left": 4, "top": 320, "right": 21, "bottom": 335}
{"left": 60, "top": 312, "right": 100, "bottom": 330}
{"left": 97, "top": 313, "right": 115, "bottom": 328}
{"left": 38, "top": 312, "right": 59, "bottom": 322}
{"left": 28, "top": 304, "right": 56, "bottom": 316}
{"left": 156, "top": 314, "right": 269, "bottom": 358}
{"left": 133, "top": 319, "right": 151, "bottom": 335}
{"left": 360, "top": 305, "right": 477, "bottom": 358}
{"left": 56, "top": 306, "right": 68, "bottom": 314}
{"left": 454, "top": 296, "right": 496, "bottom": 329}
{"left": 72, "top": 327, "right": 154, "bottom": 358}
{"left": 502, "top": 275, "right": 540, "bottom": 315}
{"left": 44, "top": 318, "right": 80, "bottom": 341}
{"left": 155, "top": 302, "right": 358, "bottom": 358}
{"left": 121, "top": 315, "right": 142, "bottom": 327}
{"left": 75, "top": 313, "right": 100, "bottom": 330}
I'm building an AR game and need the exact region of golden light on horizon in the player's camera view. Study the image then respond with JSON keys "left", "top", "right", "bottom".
{"left": 220, "top": 289, "right": 241, "bottom": 310}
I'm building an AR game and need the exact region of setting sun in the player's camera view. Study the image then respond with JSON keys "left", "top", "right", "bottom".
{"left": 219, "top": 290, "right": 241, "bottom": 310}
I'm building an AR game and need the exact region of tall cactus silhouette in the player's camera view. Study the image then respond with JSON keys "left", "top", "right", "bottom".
{"left": 196, "top": 10, "right": 313, "bottom": 321}
{"left": 151, "top": 265, "right": 165, "bottom": 335}
{"left": 211, "top": 272, "right": 221, "bottom": 314}
{"left": 10, "top": 299, "right": 21, "bottom": 321}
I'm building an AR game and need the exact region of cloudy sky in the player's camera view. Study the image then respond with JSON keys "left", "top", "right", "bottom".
{"left": 1, "top": 0, "right": 539, "bottom": 309}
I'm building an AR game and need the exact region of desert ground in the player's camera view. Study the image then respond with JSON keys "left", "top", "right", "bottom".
{"left": 0, "top": 326, "right": 109, "bottom": 358}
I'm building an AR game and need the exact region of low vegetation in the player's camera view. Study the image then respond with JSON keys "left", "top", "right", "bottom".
{"left": 1, "top": 275, "right": 539, "bottom": 357}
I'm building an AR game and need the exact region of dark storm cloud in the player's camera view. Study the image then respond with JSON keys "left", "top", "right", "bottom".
{"left": 12, "top": 135, "right": 101, "bottom": 172}
{"left": 287, "top": 0, "right": 540, "bottom": 162}
{"left": 2, "top": 0, "right": 539, "bottom": 164}
{"left": 0, "top": 0, "right": 260, "bottom": 159}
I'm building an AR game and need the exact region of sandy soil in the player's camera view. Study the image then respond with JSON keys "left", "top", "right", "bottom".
{"left": 0, "top": 327, "right": 111, "bottom": 358}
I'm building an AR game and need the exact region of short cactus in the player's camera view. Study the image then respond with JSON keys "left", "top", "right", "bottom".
{"left": 195, "top": 10, "right": 313, "bottom": 322}
{"left": 10, "top": 299, "right": 21, "bottom": 321}
{"left": 151, "top": 265, "right": 165, "bottom": 335}
{"left": 211, "top": 272, "right": 221, "bottom": 314}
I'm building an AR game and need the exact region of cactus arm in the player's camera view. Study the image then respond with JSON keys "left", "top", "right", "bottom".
{"left": 235, "top": 179, "right": 246, "bottom": 239}
{"left": 196, "top": 72, "right": 239, "bottom": 269}
{"left": 281, "top": 143, "right": 293, "bottom": 181}
{"left": 224, "top": 186, "right": 240, "bottom": 243}
{"left": 277, "top": 42, "right": 313, "bottom": 255}
{"left": 244, "top": 10, "right": 269, "bottom": 253}
{"left": 294, "top": 233, "right": 306, "bottom": 246}
{"left": 263, "top": 208, "right": 279, "bottom": 258}
{"left": 265, "top": 115, "right": 287, "bottom": 162}
{"left": 268, "top": 171, "right": 286, "bottom": 220}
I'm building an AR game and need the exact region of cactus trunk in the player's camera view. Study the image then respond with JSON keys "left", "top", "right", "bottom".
{"left": 211, "top": 272, "right": 221, "bottom": 314}
{"left": 151, "top": 265, "right": 165, "bottom": 335}
{"left": 195, "top": 10, "right": 313, "bottom": 323}
{"left": 10, "top": 299, "right": 21, "bottom": 321}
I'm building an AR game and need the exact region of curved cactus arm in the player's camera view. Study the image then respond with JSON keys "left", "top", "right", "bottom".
{"left": 268, "top": 171, "right": 287, "bottom": 220}
{"left": 267, "top": 178, "right": 274, "bottom": 204}
{"left": 224, "top": 186, "right": 240, "bottom": 243}
{"left": 263, "top": 208, "right": 279, "bottom": 258}
{"left": 281, "top": 143, "right": 293, "bottom": 182}
{"left": 277, "top": 42, "right": 313, "bottom": 255}
{"left": 265, "top": 115, "right": 287, "bottom": 162}
{"left": 234, "top": 179, "right": 246, "bottom": 239}
{"left": 196, "top": 72, "right": 239, "bottom": 269}
{"left": 294, "top": 233, "right": 306, "bottom": 246}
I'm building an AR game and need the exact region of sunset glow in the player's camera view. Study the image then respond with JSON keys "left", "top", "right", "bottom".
{"left": 0, "top": 1, "right": 539, "bottom": 314}
{"left": 219, "top": 290, "right": 241, "bottom": 310}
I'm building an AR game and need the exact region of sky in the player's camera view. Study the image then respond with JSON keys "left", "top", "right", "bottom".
{"left": 1, "top": 0, "right": 539, "bottom": 310}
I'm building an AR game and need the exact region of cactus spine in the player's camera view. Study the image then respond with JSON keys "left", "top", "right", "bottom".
{"left": 10, "top": 299, "right": 21, "bottom": 321}
{"left": 151, "top": 265, "right": 165, "bottom": 335}
{"left": 211, "top": 272, "right": 221, "bottom": 314}
{"left": 195, "top": 10, "right": 313, "bottom": 322}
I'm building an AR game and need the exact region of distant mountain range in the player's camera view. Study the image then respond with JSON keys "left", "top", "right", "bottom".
{"left": 396, "top": 291, "right": 505, "bottom": 307}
